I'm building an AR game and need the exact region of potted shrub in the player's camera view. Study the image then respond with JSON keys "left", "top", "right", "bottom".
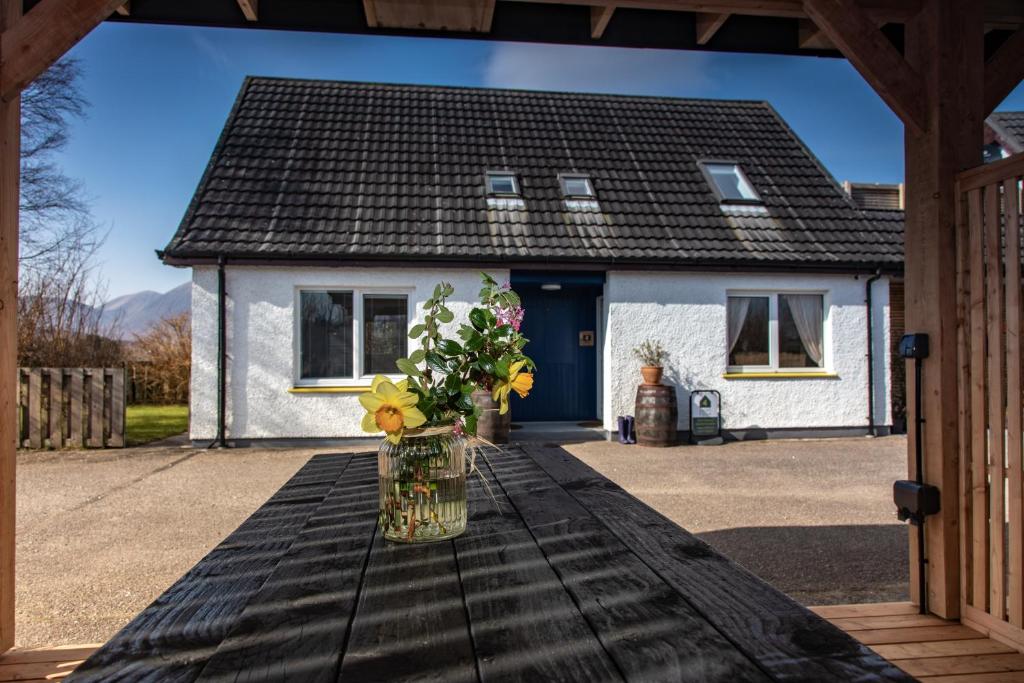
{"left": 633, "top": 340, "right": 667, "bottom": 385}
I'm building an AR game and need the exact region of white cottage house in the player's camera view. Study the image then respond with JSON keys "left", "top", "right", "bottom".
{"left": 160, "top": 77, "right": 902, "bottom": 444}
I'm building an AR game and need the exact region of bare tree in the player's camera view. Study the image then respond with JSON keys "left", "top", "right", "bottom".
{"left": 19, "top": 57, "right": 101, "bottom": 274}
{"left": 128, "top": 314, "right": 191, "bottom": 405}
{"left": 16, "top": 57, "right": 120, "bottom": 367}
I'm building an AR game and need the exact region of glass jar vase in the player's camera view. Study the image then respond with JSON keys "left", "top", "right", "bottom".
{"left": 377, "top": 429, "right": 467, "bottom": 543}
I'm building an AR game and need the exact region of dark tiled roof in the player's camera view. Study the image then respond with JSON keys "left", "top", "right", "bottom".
{"left": 162, "top": 77, "right": 903, "bottom": 270}
{"left": 988, "top": 111, "right": 1024, "bottom": 154}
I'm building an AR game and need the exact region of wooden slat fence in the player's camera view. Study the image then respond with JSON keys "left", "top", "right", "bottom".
{"left": 17, "top": 368, "right": 125, "bottom": 449}
{"left": 955, "top": 153, "right": 1024, "bottom": 650}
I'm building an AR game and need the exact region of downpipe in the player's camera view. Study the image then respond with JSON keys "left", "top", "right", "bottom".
{"left": 865, "top": 270, "right": 882, "bottom": 436}
{"left": 209, "top": 255, "right": 229, "bottom": 449}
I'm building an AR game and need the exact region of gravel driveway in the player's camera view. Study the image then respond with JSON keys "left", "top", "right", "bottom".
{"left": 563, "top": 435, "right": 909, "bottom": 607}
{"left": 15, "top": 435, "right": 907, "bottom": 647}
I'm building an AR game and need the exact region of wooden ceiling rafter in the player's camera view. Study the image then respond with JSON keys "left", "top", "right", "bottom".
{"left": 507, "top": 0, "right": 927, "bottom": 23}
{"left": 984, "top": 27, "right": 1024, "bottom": 116}
{"left": 803, "top": 0, "right": 928, "bottom": 133}
{"left": 590, "top": 4, "right": 615, "bottom": 38}
{"left": 695, "top": 12, "right": 729, "bottom": 44}
{"left": 237, "top": 0, "right": 257, "bottom": 22}
{"left": 362, "top": 0, "right": 497, "bottom": 33}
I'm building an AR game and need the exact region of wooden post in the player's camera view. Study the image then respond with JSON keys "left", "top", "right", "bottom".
{"left": 902, "top": 0, "right": 983, "bottom": 619}
{"left": 0, "top": 0, "right": 18, "bottom": 652}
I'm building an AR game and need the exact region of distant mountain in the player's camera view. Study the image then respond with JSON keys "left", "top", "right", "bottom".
{"left": 100, "top": 283, "right": 190, "bottom": 339}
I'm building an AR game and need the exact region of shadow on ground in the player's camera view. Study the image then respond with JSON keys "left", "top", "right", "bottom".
{"left": 698, "top": 523, "right": 909, "bottom": 606}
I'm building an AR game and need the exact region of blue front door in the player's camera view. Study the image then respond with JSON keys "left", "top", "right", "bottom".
{"left": 512, "top": 275, "right": 602, "bottom": 422}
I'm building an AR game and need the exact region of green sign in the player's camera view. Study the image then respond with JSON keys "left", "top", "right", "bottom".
{"left": 690, "top": 391, "right": 721, "bottom": 437}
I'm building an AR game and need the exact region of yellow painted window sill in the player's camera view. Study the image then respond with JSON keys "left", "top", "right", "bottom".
{"left": 288, "top": 386, "right": 370, "bottom": 394}
{"left": 722, "top": 372, "right": 838, "bottom": 380}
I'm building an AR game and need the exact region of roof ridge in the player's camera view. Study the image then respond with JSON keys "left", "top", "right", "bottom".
{"left": 243, "top": 74, "right": 771, "bottom": 107}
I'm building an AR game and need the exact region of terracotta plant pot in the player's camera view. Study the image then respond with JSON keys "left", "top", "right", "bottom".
{"left": 640, "top": 366, "right": 663, "bottom": 385}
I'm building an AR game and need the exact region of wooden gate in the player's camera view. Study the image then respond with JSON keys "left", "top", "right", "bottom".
{"left": 955, "top": 154, "right": 1024, "bottom": 648}
{"left": 17, "top": 368, "right": 125, "bottom": 449}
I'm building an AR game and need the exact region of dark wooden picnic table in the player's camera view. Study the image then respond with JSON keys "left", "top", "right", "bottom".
{"left": 68, "top": 444, "right": 911, "bottom": 682}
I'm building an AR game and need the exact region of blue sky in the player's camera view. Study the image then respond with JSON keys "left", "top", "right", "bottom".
{"left": 58, "top": 23, "right": 1024, "bottom": 298}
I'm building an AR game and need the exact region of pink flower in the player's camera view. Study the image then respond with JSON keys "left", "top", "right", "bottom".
{"left": 452, "top": 419, "right": 465, "bottom": 437}
{"left": 496, "top": 305, "right": 525, "bottom": 332}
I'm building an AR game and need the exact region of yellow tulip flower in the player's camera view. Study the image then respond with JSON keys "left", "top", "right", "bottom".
{"left": 491, "top": 360, "right": 534, "bottom": 415}
{"left": 359, "top": 375, "right": 427, "bottom": 444}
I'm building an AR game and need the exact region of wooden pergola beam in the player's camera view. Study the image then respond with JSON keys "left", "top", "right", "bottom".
{"left": 803, "top": 0, "right": 928, "bottom": 133}
{"left": 798, "top": 18, "right": 832, "bottom": 48}
{"left": 984, "top": 27, "right": 1024, "bottom": 116}
{"left": 590, "top": 5, "right": 614, "bottom": 38}
{"left": 237, "top": 0, "right": 257, "bottom": 22}
{"left": 0, "top": 0, "right": 128, "bottom": 102}
{"left": 0, "top": 0, "right": 17, "bottom": 656}
{"left": 507, "top": 0, "right": 928, "bottom": 23}
{"left": 695, "top": 12, "right": 729, "bottom": 44}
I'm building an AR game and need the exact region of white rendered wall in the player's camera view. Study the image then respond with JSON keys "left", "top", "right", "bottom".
{"left": 191, "top": 266, "right": 509, "bottom": 440}
{"left": 601, "top": 271, "right": 891, "bottom": 434}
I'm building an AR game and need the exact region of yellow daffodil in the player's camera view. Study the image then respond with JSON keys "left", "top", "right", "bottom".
{"left": 359, "top": 375, "right": 427, "bottom": 444}
{"left": 491, "top": 360, "right": 534, "bottom": 415}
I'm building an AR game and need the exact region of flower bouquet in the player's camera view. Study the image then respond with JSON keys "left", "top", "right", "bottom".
{"left": 360, "top": 273, "right": 535, "bottom": 542}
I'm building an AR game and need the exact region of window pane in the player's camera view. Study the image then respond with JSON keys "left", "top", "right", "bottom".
{"left": 300, "top": 291, "right": 353, "bottom": 379}
{"left": 779, "top": 294, "right": 824, "bottom": 368}
{"left": 706, "top": 163, "right": 760, "bottom": 201}
{"left": 487, "top": 174, "right": 517, "bottom": 194}
{"left": 563, "top": 177, "right": 593, "bottom": 197}
{"left": 728, "top": 296, "right": 769, "bottom": 366}
{"left": 364, "top": 295, "right": 408, "bottom": 375}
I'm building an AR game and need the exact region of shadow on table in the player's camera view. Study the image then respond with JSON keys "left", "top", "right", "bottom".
{"left": 697, "top": 523, "right": 910, "bottom": 605}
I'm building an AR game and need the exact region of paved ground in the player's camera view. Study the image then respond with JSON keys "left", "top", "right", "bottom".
{"left": 15, "top": 443, "right": 370, "bottom": 648}
{"left": 14, "top": 434, "right": 907, "bottom": 647}
{"left": 563, "top": 435, "right": 909, "bottom": 608}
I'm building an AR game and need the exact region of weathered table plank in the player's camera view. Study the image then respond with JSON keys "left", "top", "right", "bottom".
{"left": 69, "top": 453, "right": 354, "bottom": 682}
{"left": 518, "top": 444, "right": 912, "bottom": 682}
{"left": 455, "top": 450, "right": 624, "bottom": 682}
{"left": 337, "top": 533, "right": 478, "bottom": 682}
{"left": 487, "top": 451, "right": 772, "bottom": 682}
{"left": 69, "top": 446, "right": 911, "bottom": 683}
{"left": 195, "top": 455, "right": 379, "bottom": 682}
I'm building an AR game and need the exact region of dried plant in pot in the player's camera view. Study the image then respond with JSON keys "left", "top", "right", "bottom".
{"left": 633, "top": 340, "right": 668, "bottom": 385}
{"left": 359, "top": 273, "right": 535, "bottom": 543}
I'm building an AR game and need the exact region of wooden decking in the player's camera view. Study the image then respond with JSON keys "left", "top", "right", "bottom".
{"left": 0, "top": 643, "right": 98, "bottom": 681}
{"left": 812, "top": 602, "right": 1024, "bottom": 681}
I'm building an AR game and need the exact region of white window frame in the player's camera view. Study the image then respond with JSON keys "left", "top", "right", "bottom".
{"left": 559, "top": 173, "right": 596, "bottom": 198}
{"left": 725, "top": 290, "right": 830, "bottom": 374}
{"left": 698, "top": 160, "right": 763, "bottom": 205}
{"left": 294, "top": 286, "right": 414, "bottom": 387}
{"left": 485, "top": 170, "right": 520, "bottom": 197}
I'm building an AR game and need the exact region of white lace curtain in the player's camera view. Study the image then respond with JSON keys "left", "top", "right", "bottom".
{"left": 784, "top": 294, "right": 823, "bottom": 366}
{"left": 727, "top": 297, "right": 751, "bottom": 354}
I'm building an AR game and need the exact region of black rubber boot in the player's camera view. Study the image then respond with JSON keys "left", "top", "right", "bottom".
{"left": 626, "top": 416, "right": 637, "bottom": 444}
{"left": 617, "top": 416, "right": 629, "bottom": 444}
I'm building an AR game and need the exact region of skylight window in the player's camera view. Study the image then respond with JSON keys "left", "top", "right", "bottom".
{"left": 560, "top": 174, "right": 596, "bottom": 198}
{"left": 485, "top": 171, "right": 520, "bottom": 196}
{"left": 700, "top": 162, "right": 762, "bottom": 204}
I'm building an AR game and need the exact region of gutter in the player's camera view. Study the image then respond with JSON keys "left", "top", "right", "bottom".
{"left": 865, "top": 269, "right": 883, "bottom": 436}
{"left": 160, "top": 252, "right": 904, "bottom": 277}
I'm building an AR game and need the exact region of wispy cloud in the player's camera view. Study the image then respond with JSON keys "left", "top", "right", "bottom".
{"left": 188, "top": 30, "right": 235, "bottom": 73}
{"left": 483, "top": 43, "right": 710, "bottom": 96}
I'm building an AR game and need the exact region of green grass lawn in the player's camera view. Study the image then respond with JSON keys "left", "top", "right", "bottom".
{"left": 126, "top": 405, "right": 189, "bottom": 447}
